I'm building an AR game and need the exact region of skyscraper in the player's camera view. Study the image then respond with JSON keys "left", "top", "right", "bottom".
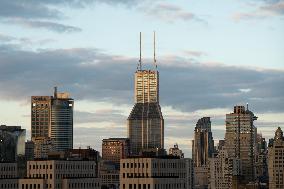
{"left": 268, "top": 127, "right": 284, "bottom": 189}
{"left": 192, "top": 117, "right": 214, "bottom": 167}
{"left": 31, "top": 87, "right": 73, "bottom": 152}
{"left": 224, "top": 105, "right": 257, "bottom": 183}
{"left": 127, "top": 33, "right": 164, "bottom": 155}
{"left": 192, "top": 117, "right": 214, "bottom": 189}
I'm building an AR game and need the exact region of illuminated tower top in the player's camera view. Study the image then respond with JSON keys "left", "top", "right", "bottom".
{"left": 135, "top": 70, "right": 159, "bottom": 103}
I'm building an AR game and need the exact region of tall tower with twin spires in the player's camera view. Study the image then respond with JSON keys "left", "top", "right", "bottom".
{"left": 127, "top": 32, "right": 164, "bottom": 155}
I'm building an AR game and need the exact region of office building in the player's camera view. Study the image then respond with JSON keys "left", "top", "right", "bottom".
{"left": 208, "top": 150, "right": 241, "bottom": 189}
{"left": 224, "top": 105, "right": 257, "bottom": 183}
{"left": 19, "top": 159, "right": 100, "bottom": 189}
{"left": 31, "top": 87, "right": 74, "bottom": 152}
{"left": 127, "top": 70, "right": 164, "bottom": 155}
{"left": 0, "top": 125, "right": 26, "bottom": 162}
{"left": 102, "top": 138, "right": 130, "bottom": 166}
{"left": 0, "top": 162, "right": 18, "bottom": 189}
{"left": 255, "top": 134, "right": 268, "bottom": 185}
{"left": 169, "top": 143, "right": 184, "bottom": 158}
{"left": 120, "top": 156, "right": 193, "bottom": 189}
{"left": 192, "top": 117, "right": 214, "bottom": 189}
{"left": 33, "top": 137, "right": 55, "bottom": 159}
{"left": 268, "top": 127, "right": 284, "bottom": 189}
{"left": 25, "top": 140, "right": 35, "bottom": 160}
{"left": 100, "top": 160, "right": 120, "bottom": 189}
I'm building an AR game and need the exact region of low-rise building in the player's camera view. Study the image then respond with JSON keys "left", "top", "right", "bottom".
{"left": 102, "top": 138, "right": 130, "bottom": 166}
{"left": 120, "top": 156, "right": 193, "bottom": 189}
{"left": 19, "top": 159, "right": 100, "bottom": 189}
{"left": 169, "top": 144, "right": 184, "bottom": 158}
{"left": 0, "top": 162, "right": 18, "bottom": 189}
{"left": 100, "top": 161, "right": 120, "bottom": 189}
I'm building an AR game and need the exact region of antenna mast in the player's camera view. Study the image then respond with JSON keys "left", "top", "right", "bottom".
{"left": 139, "top": 32, "right": 142, "bottom": 70}
{"left": 153, "top": 31, "right": 157, "bottom": 69}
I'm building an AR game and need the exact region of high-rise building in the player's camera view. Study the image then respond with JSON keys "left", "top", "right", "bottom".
{"left": 192, "top": 117, "right": 214, "bottom": 167}
{"left": 224, "top": 105, "right": 257, "bottom": 183}
{"left": 208, "top": 150, "right": 242, "bottom": 189}
{"left": 192, "top": 117, "right": 214, "bottom": 189}
{"left": 31, "top": 87, "right": 74, "bottom": 152}
{"left": 102, "top": 138, "right": 130, "bottom": 166}
{"left": 0, "top": 125, "right": 26, "bottom": 162}
{"left": 127, "top": 52, "right": 164, "bottom": 155}
{"left": 268, "top": 127, "right": 284, "bottom": 189}
{"left": 255, "top": 134, "right": 268, "bottom": 185}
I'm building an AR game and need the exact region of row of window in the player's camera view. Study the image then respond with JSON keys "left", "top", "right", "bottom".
{"left": 68, "top": 182, "right": 100, "bottom": 188}
{"left": 29, "top": 164, "right": 95, "bottom": 170}
{"left": 0, "top": 166, "right": 16, "bottom": 171}
{"left": 122, "top": 183, "right": 186, "bottom": 189}
{"left": 122, "top": 163, "right": 148, "bottom": 169}
{"left": 0, "top": 183, "right": 18, "bottom": 189}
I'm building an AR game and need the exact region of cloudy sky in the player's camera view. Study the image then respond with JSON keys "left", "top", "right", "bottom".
{"left": 0, "top": 0, "right": 283, "bottom": 157}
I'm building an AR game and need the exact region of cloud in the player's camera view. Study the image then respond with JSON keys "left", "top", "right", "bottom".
{"left": 0, "top": 0, "right": 142, "bottom": 33}
{"left": 4, "top": 19, "right": 82, "bottom": 33}
{"left": 0, "top": 44, "right": 283, "bottom": 114}
{"left": 0, "top": 0, "right": 144, "bottom": 19}
{"left": 0, "top": 34, "right": 16, "bottom": 42}
{"left": 143, "top": 3, "right": 205, "bottom": 23}
{"left": 233, "top": 0, "right": 284, "bottom": 21}
{"left": 184, "top": 50, "right": 207, "bottom": 57}
{"left": 74, "top": 109, "right": 126, "bottom": 124}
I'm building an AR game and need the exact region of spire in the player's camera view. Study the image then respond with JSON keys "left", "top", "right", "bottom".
{"left": 54, "top": 86, "right": 57, "bottom": 98}
{"left": 139, "top": 32, "right": 142, "bottom": 70}
{"left": 153, "top": 31, "right": 157, "bottom": 70}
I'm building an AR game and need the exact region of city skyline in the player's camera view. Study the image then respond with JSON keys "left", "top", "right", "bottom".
{"left": 0, "top": 0, "right": 283, "bottom": 157}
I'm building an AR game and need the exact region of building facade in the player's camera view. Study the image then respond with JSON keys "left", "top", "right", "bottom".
{"left": 25, "top": 140, "right": 35, "bottom": 160}
{"left": 31, "top": 87, "right": 74, "bottom": 152}
{"left": 224, "top": 105, "right": 257, "bottom": 183}
{"left": 102, "top": 138, "right": 130, "bottom": 166}
{"left": 208, "top": 150, "right": 242, "bottom": 189}
{"left": 0, "top": 162, "right": 18, "bottom": 189}
{"left": 127, "top": 70, "right": 164, "bottom": 155}
{"left": 19, "top": 159, "right": 100, "bottom": 189}
{"left": 33, "top": 137, "right": 55, "bottom": 159}
{"left": 192, "top": 117, "right": 214, "bottom": 189}
{"left": 169, "top": 144, "right": 184, "bottom": 158}
{"left": 120, "top": 157, "right": 193, "bottom": 189}
{"left": 268, "top": 127, "right": 284, "bottom": 189}
{"left": 100, "top": 161, "right": 120, "bottom": 189}
{"left": 0, "top": 125, "right": 26, "bottom": 162}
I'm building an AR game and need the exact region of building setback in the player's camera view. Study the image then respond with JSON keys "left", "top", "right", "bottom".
{"left": 127, "top": 70, "right": 164, "bottom": 155}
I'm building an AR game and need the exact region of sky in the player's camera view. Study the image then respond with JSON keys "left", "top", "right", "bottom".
{"left": 0, "top": 0, "right": 283, "bottom": 157}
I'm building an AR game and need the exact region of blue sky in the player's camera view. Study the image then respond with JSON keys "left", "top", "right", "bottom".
{"left": 0, "top": 0, "right": 283, "bottom": 157}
